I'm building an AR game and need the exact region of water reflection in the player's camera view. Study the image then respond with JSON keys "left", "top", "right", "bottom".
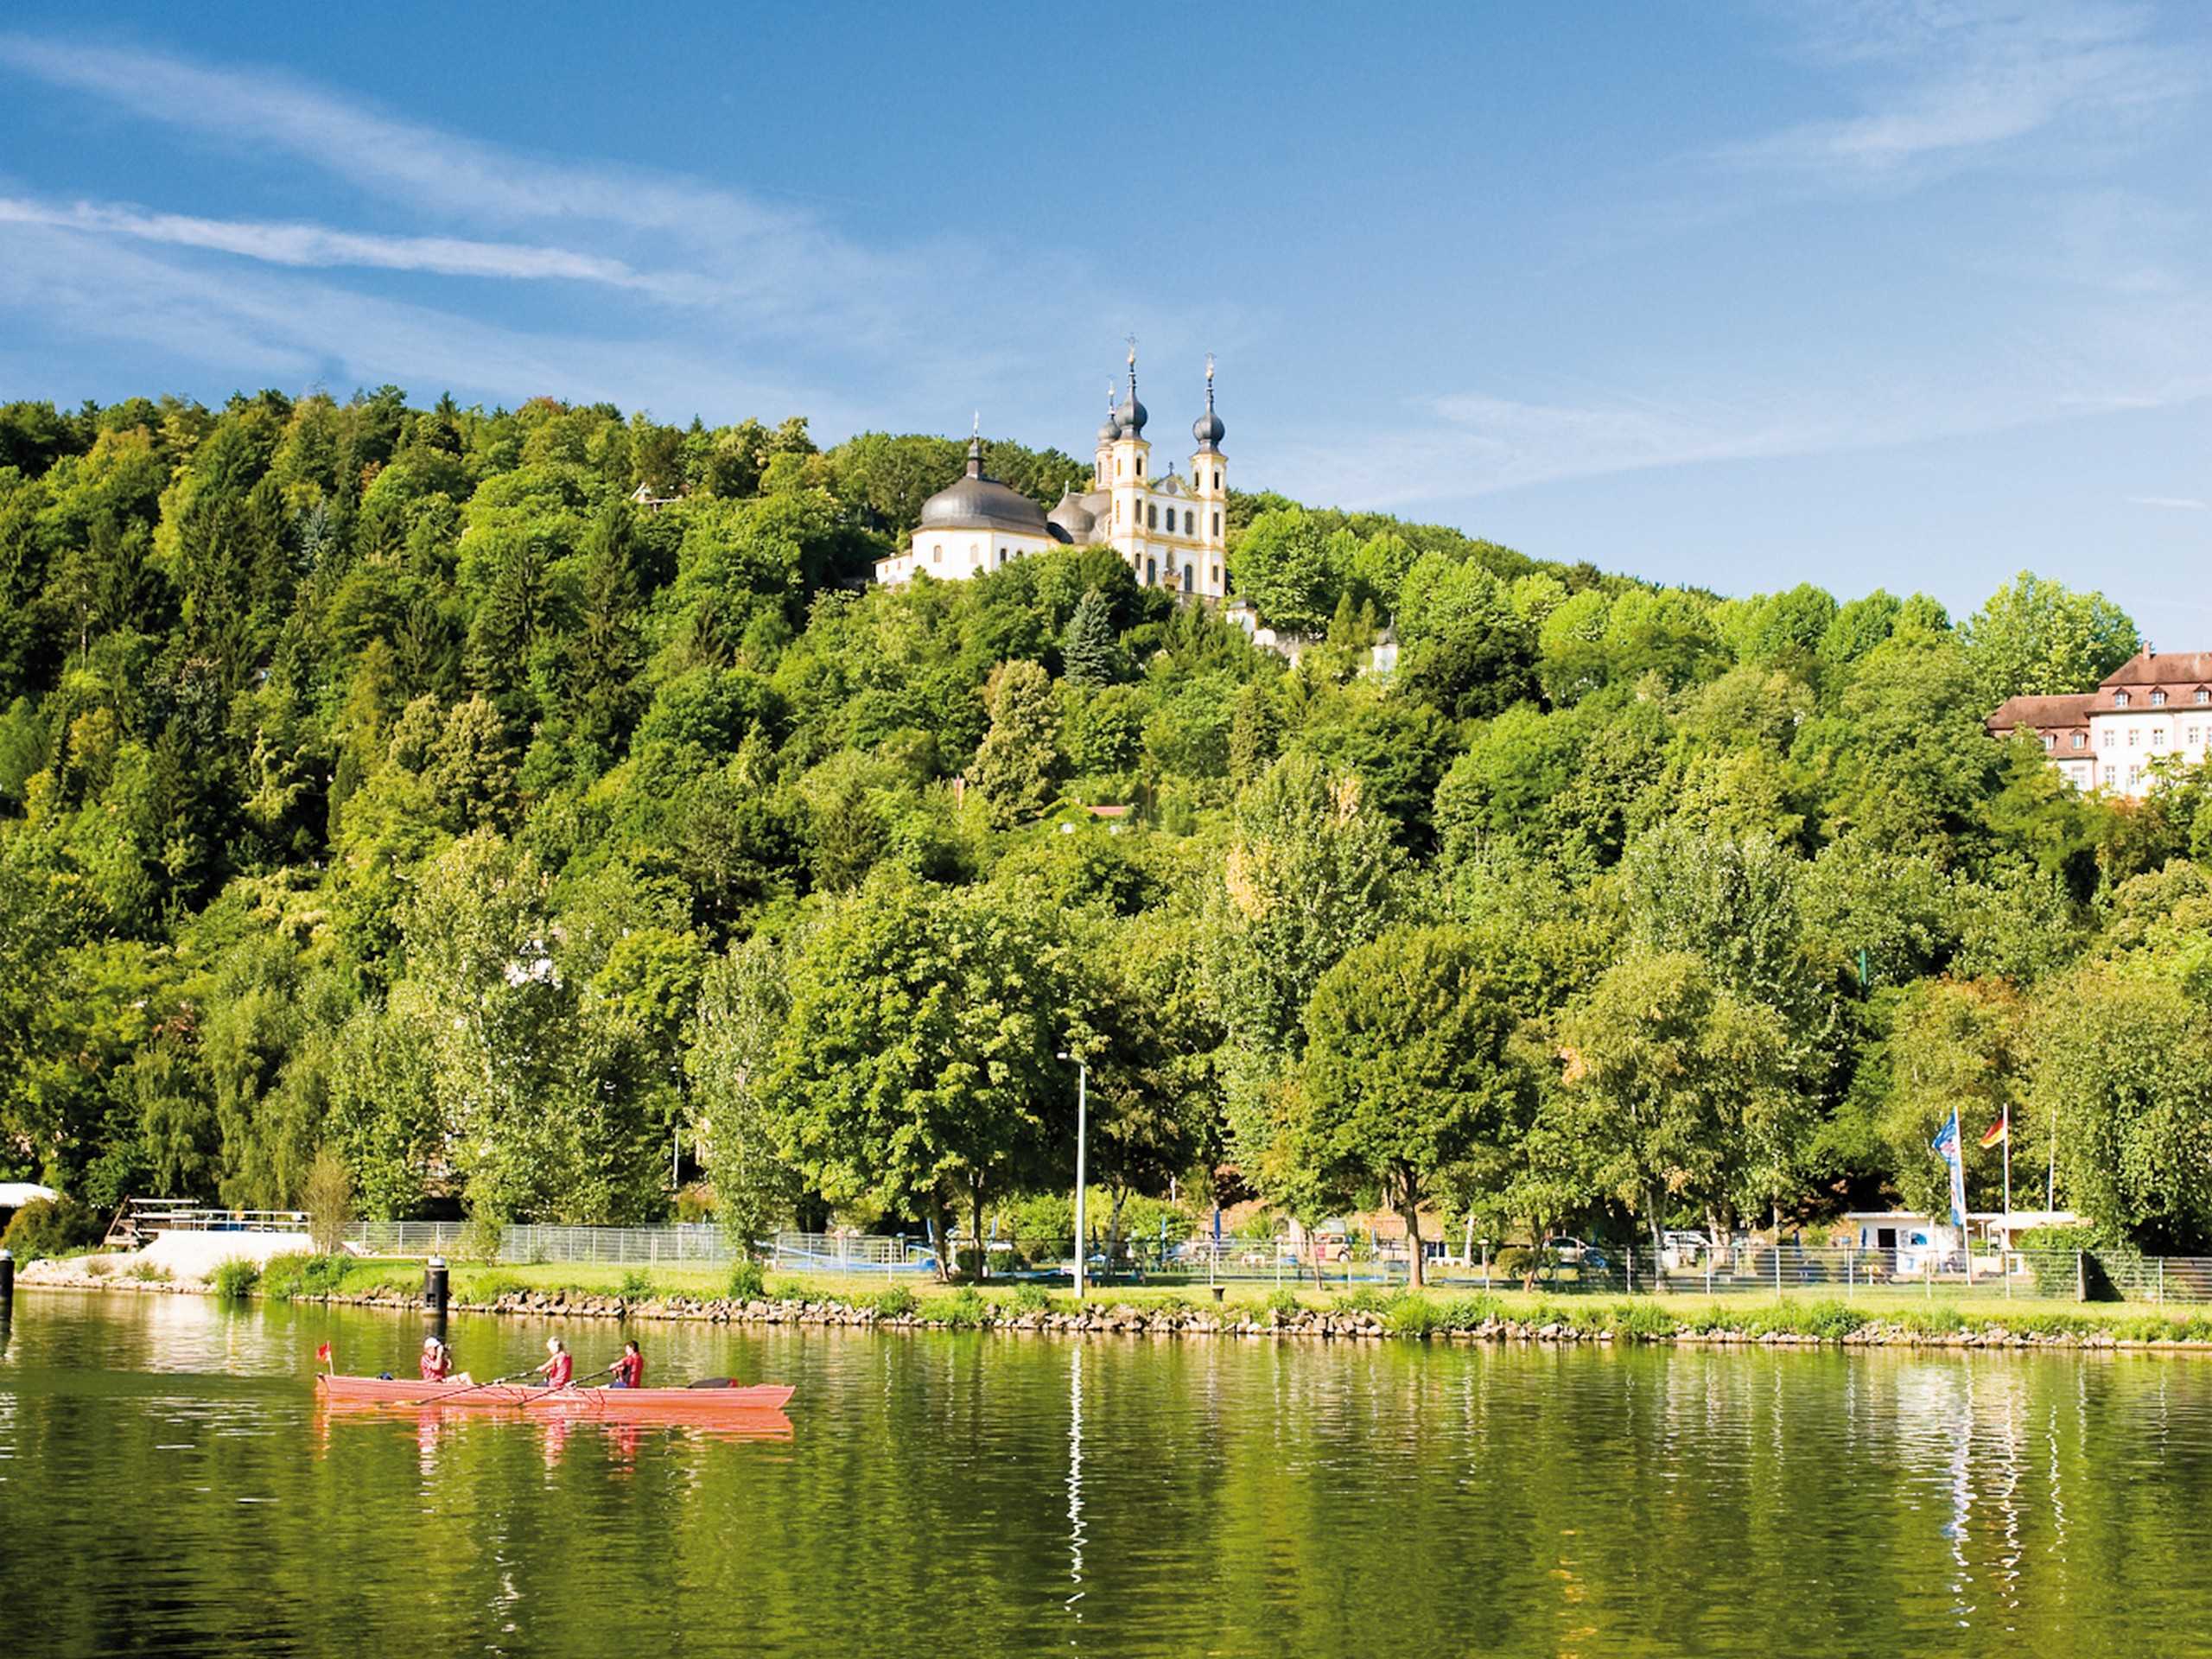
{"left": 15, "top": 1297, "right": 2212, "bottom": 1657}
{"left": 1066, "top": 1344, "right": 1085, "bottom": 1624}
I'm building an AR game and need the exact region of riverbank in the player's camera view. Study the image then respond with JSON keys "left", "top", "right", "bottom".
{"left": 22, "top": 1250, "right": 2212, "bottom": 1349}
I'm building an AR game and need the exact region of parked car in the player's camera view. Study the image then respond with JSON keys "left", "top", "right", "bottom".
{"left": 1661, "top": 1231, "right": 1713, "bottom": 1270}
{"left": 1542, "top": 1236, "right": 1609, "bottom": 1270}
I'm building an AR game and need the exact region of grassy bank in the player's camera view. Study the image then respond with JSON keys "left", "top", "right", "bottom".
{"left": 136, "top": 1255, "right": 2212, "bottom": 1346}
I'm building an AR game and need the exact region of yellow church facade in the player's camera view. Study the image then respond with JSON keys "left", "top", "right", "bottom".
{"left": 873, "top": 350, "right": 1230, "bottom": 599}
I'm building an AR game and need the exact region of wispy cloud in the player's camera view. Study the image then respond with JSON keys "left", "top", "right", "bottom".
{"left": 0, "top": 32, "right": 1128, "bottom": 423}
{"left": 1719, "top": 1, "right": 2190, "bottom": 181}
{"left": 0, "top": 195, "right": 658, "bottom": 287}
{"left": 0, "top": 32, "right": 991, "bottom": 352}
{"left": 2130, "top": 495, "right": 2210, "bottom": 510}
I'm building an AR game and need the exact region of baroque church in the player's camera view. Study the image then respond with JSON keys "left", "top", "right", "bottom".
{"left": 872, "top": 347, "right": 1230, "bottom": 599}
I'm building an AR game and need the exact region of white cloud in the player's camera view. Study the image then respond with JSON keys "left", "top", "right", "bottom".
{"left": 0, "top": 196, "right": 658, "bottom": 288}
{"left": 1719, "top": 1, "right": 2191, "bottom": 181}
{"left": 2129, "top": 495, "right": 2210, "bottom": 510}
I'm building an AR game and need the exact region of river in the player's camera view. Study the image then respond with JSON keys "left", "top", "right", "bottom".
{"left": 3, "top": 1289, "right": 2210, "bottom": 1656}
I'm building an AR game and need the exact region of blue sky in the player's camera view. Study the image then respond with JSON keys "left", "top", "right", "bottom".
{"left": 1, "top": 2, "right": 2207, "bottom": 641}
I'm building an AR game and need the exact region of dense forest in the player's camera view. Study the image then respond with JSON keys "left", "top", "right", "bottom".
{"left": 1, "top": 385, "right": 2202, "bottom": 1269}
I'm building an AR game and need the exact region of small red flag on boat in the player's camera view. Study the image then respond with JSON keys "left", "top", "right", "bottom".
{"left": 1980, "top": 1115, "right": 2008, "bottom": 1147}
{"left": 316, "top": 1342, "right": 332, "bottom": 1363}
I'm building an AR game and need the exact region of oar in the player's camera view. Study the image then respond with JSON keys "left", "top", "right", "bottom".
{"left": 518, "top": 1364, "right": 615, "bottom": 1405}
{"left": 405, "top": 1369, "right": 533, "bottom": 1408}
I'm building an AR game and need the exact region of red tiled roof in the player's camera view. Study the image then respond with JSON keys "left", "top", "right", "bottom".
{"left": 1986, "top": 692, "right": 2094, "bottom": 735}
{"left": 2101, "top": 650, "right": 2212, "bottom": 690}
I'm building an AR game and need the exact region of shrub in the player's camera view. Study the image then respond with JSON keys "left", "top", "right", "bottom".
{"left": 1789, "top": 1299, "right": 1866, "bottom": 1342}
{"left": 462, "top": 1211, "right": 505, "bottom": 1264}
{"left": 260, "top": 1252, "right": 356, "bottom": 1301}
{"left": 1010, "top": 1282, "right": 1053, "bottom": 1314}
{"left": 1, "top": 1197, "right": 101, "bottom": 1262}
{"left": 467, "top": 1272, "right": 528, "bottom": 1302}
{"left": 1895, "top": 1304, "right": 1965, "bottom": 1338}
{"left": 725, "top": 1259, "right": 767, "bottom": 1301}
{"left": 872, "top": 1285, "right": 918, "bottom": 1320}
{"left": 209, "top": 1259, "right": 262, "bottom": 1300}
{"left": 1433, "top": 1294, "right": 1503, "bottom": 1331}
{"left": 618, "top": 1268, "right": 656, "bottom": 1301}
{"left": 302, "top": 1148, "right": 355, "bottom": 1256}
{"left": 80, "top": 1255, "right": 113, "bottom": 1277}
{"left": 1605, "top": 1300, "right": 1678, "bottom": 1343}
{"left": 942, "top": 1285, "right": 987, "bottom": 1329}
{"left": 129, "top": 1261, "right": 165, "bottom": 1283}
{"left": 1386, "top": 1295, "right": 1440, "bottom": 1338}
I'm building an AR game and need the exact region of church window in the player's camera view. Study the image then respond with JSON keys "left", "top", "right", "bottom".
{"left": 1147, "top": 505, "right": 1158, "bottom": 530}
{"left": 1135, "top": 456, "right": 1145, "bottom": 477}
{"left": 1212, "top": 469, "right": 1221, "bottom": 490}
{"left": 1212, "top": 565, "right": 1221, "bottom": 587}
{"left": 1211, "top": 512, "right": 1221, "bottom": 537}
{"left": 1116, "top": 457, "right": 1124, "bottom": 477}
{"left": 1146, "top": 557, "right": 1157, "bottom": 585}
{"left": 1182, "top": 565, "right": 1192, "bottom": 594}
{"left": 932, "top": 544, "right": 942, "bottom": 563}
{"left": 1183, "top": 510, "right": 1194, "bottom": 534}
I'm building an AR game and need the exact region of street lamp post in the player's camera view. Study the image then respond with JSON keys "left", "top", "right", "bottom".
{"left": 1058, "top": 1049, "right": 1088, "bottom": 1301}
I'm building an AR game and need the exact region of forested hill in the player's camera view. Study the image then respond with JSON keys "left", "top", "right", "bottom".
{"left": 0, "top": 387, "right": 2197, "bottom": 1259}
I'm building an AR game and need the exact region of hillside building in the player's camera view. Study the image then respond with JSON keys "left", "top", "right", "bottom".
{"left": 873, "top": 348, "right": 1230, "bottom": 598}
{"left": 1988, "top": 648, "right": 2212, "bottom": 798}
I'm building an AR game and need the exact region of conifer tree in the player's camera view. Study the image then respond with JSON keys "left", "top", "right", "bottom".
{"left": 1061, "top": 588, "right": 1121, "bottom": 688}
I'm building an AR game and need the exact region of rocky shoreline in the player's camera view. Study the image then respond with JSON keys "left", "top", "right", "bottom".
{"left": 19, "top": 1258, "right": 2212, "bottom": 1349}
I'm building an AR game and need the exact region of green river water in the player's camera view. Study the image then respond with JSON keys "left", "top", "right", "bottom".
{"left": 4, "top": 1288, "right": 2211, "bottom": 1657}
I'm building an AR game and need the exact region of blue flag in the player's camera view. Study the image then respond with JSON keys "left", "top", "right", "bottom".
{"left": 1931, "top": 1110, "right": 1966, "bottom": 1226}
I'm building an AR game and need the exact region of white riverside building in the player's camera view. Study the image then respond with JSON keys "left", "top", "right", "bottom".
{"left": 1987, "top": 649, "right": 2212, "bottom": 798}
{"left": 873, "top": 350, "right": 1230, "bottom": 599}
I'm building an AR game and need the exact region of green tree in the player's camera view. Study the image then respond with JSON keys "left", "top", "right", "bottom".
{"left": 969, "top": 660, "right": 1064, "bottom": 826}
{"left": 1554, "top": 952, "right": 1795, "bottom": 1264}
{"left": 1230, "top": 507, "right": 1336, "bottom": 635}
{"left": 1060, "top": 588, "right": 1122, "bottom": 689}
{"left": 1282, "top": 925, "right": 1529, "bottom": 1286}
{"left": 1962, "top": 571, "right": 2139, "bottom": 705}
{"left": 2031, "top": 966, "right": 2212, "bottom": 1251}
{"left": 769, "top": 874, "right": 1090, "bottom": 1279}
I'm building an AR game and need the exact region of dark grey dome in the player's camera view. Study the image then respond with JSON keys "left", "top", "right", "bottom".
{"left": 1048, "top": 486, "right": 1096, "bottom": 540}
{"left": 1193, "top": 367, "right": 1224, "bottom": 452}
{"left": 1116, "top": 391, "right": 1147, "bottom": 436}
{"left": 1097, "top": 415, "right": 1121, "bottom": 445}
{"left": 918, "top": 438, "right": 1050, "bottom": 536}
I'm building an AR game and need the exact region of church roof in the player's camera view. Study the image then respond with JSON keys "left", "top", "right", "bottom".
{"left": 918, "top": 438, "right": 1052, "bottom": 537}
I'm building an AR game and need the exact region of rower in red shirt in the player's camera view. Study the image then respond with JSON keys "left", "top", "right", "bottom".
{"left": 607, "top": 1339, "right": 645, "bottom": 1389}
{"left": 535, "top": 1337, "right": 575, "bottom": 1389}
{"left": 420, "top": 1336, "right": 454, "bottom": 1382}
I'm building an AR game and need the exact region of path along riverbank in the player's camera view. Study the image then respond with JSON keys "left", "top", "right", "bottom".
{"left": 20, "top": 1253, "right": 2212, "bottom": 1350}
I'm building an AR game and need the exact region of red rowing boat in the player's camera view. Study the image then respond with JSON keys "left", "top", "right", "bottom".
{"left": 316, "top": 1374, "right": 794, "bottom": 1416}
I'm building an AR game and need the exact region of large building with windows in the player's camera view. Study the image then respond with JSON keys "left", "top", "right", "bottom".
{"left": 872, "top": 350, "right": 1230, "bottom": 598}
{"left": 1987, "top": 649, "right": 2212, "bottom": 797}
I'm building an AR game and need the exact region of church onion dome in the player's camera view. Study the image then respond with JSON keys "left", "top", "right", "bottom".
{"left": 1116, "top": 389, "right": 1147, "bottom": 436}
{"left": 1193, "top": 360, "right": 1224, "bottom": 452}
{"left": 917, "top": 436, "right": 1052, "bottom": 536}
{"left": 1047, "top": 486, "right": 1096, "bottom": 543}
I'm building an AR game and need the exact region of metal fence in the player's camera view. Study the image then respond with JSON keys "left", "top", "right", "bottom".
{"left": 290, "top": 1219, "right": 2212, "bottom": 1304}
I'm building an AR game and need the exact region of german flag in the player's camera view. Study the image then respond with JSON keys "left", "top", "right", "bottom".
{"left": 1980, "top": 1113, "right": 2009, "bottom": 1148}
